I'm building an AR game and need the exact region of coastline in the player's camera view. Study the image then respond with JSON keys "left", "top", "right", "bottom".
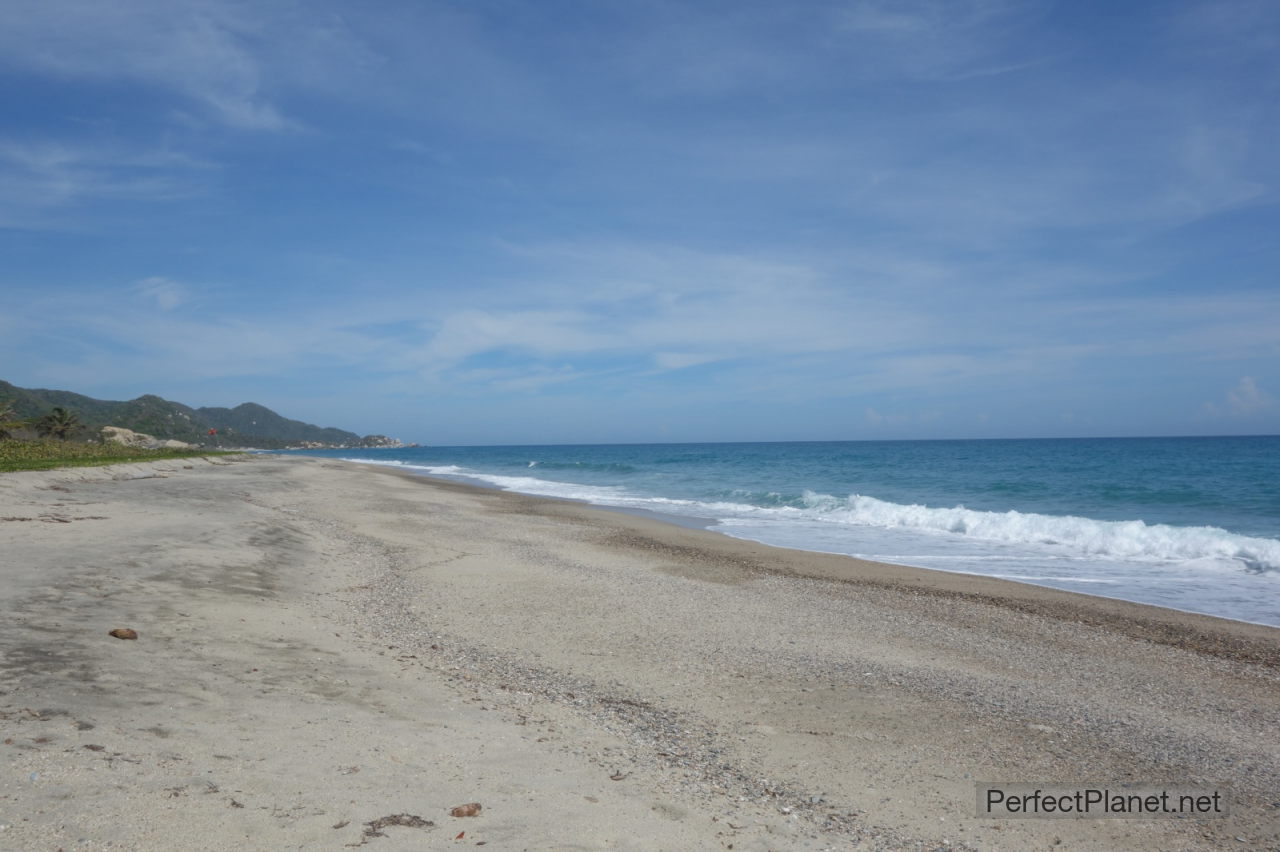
{"left": 2, "top": 455, "right": 1277, "bottom": 849}
{"left": 328, "top": 441, "right": 1280, "bottom": 630}
{"left": 385, "top": 463, "right": 1280, "bottom": 660}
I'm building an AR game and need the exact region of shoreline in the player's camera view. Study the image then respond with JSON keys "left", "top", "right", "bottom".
{"left": 378, "top": 463, "right": 1280, "bottom": 665}
{"left": 338, "top": 453, "right": 1280, "bottom": 632}
{"left": 3, "top": 455, "right": 1278, "bottom": 849}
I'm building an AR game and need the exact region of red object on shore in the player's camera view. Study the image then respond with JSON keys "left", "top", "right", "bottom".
{"left": 208, "top": 428, "right": 217, "bottom": 435}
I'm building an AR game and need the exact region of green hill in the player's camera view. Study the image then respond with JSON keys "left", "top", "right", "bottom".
{"left": 197, "top": 402, "right": 366, "bottom": 446}
{"left": 0, "top": 380, "right": 399, "bottom": 449}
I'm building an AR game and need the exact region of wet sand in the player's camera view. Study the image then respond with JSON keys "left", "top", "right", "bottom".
{"left": 1, "top": 455, "right": 1277, "bottom": 850}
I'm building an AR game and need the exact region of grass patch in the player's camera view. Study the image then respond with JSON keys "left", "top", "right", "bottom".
{"left": 0, "top": 439, "right": 235, "bottom": 473}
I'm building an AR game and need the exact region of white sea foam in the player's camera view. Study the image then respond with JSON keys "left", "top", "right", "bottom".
{"left": 786, "top": 492, "right": 1280, "bottom": 573}
{"left": 345, "top": 458, "right": 628, "bottom": 503}
{"left": 344, "top": 458, "right": 470, "bottom": 477}
{"left": 350, "top": 456, "right": 1280, "bottom": 575}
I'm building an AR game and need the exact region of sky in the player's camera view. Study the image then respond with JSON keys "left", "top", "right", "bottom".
{"left": 1, "top": 0, "right": 1277, "bottom": 445}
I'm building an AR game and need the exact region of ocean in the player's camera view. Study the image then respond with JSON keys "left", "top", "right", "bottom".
{"left": 291, "top": 436, "right": 1280, "bottom": 627}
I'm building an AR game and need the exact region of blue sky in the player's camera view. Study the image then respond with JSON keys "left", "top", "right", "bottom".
{"left": 1, "top": 0, "right": 1277, "bottom": 444}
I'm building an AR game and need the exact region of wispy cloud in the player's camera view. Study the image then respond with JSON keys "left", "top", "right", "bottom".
{"left": 1227, "top": 377, "right": 1273, "bottom": 415}
{"left": 833, "top": 0, "right": 1049, "bottom": 81}
{"left": 0, "top": 140, "right": 212, "bottom": 225}
{"left": 1201, "top": 376, "right": 1277, "bottom": 419}
{"left": 652, "top": 352, "right": 724, "bottom": 371}
{"left": 0, "top": 0, "right": 291, "bottom": 130}
{"left": 417, "top": 308, "right": 614, "bottom": 373}
{"left": 132, "top": 276, "right": 190, "bottom": 311}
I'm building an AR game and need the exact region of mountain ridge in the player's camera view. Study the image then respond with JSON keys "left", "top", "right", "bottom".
{"left": 0, "top": 380, "right": 404, "bottom": 449}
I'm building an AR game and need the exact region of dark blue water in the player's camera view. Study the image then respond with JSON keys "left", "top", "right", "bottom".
{"left": 292, "top": 437, "right": 1280, "bottom": 626}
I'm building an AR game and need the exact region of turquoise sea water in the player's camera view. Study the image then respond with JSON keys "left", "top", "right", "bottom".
{"left": 292, "top": 437, "right": 1280, "bottom": 627}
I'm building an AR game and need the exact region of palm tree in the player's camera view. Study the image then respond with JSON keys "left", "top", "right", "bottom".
{"left": 0, "top": 399, "right": 20, "bottom": 439}
{"left": 36, "top": 407, "right": 82, "bottom": 441}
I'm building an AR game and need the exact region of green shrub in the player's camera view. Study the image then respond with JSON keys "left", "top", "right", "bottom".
{"left": 0, "top": 439, "right": 235, "bottom": 472}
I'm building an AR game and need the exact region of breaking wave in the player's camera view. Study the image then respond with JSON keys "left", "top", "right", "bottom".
{"left": 347, "top": 456, "right": 1279, "bottom": 574}
{"left": 784, "top": 492, "right": 1280, "bottom": 573}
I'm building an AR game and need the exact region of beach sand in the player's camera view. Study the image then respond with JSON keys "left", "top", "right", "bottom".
{"left": 1, "top": 455, "right": 1277, "bottom": 850}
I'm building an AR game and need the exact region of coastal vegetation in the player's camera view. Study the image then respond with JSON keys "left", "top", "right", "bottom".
{"left": 0, "top": 376, "right": 410, "bottom": 472}
{"left": 1, "top": 394, "right": 233, "bottom": 470}
{"left": 35, "top": 406, "right": 83, "bottom": 441}
{"left": 0, "top": 399, "right": 19, "bottom": 439}
{"left": 0, "top": 438, "right": 230, "bottom": 472}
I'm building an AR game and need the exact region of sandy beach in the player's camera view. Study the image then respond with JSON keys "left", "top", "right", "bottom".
{"left": 2, "top": 454, "right": 1277, "bottom": 851}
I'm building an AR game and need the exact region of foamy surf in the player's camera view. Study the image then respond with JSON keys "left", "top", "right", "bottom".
{"left": 791, "top": 491, "right": 1280, "bottom": 573}
{"left": 328, "top": 437, "right": 1280, "bottom": 626}
{"left": 348, "top": 457, "right": 1279, "bottom": 574}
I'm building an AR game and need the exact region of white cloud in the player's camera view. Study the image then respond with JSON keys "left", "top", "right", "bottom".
{"left": 391, "top": 236, "right": 1280, "bottom": 403}
{"left": 838, "top": 0, "right": 1017, "bottom": 33}
{"left": 418, "top": 309, "right": 612, "bottom": 369}
{"left": 1203, "top": 376, "right": 1277, "bottom": 418}
{"left": 0, "top": 140, "right": 211, "bottom": 224}
{"left": 0, "top": 285, "right": 401, "bottom": 392}
{"left": 606, "top": 0, "right": 1046, "bottom": 100}
{"left": 501, "top": 241, "right": 932, "bottom": 350}
{"left": 832, "top": 0, "right": 1048, "bottom": 81}
{"left": 1227, "top": 376, "right": 1273, "bottom": 415}
{"left": 132, "top": 276, "right": 189, "bottom": 311}
{"left": 452, "top": 364, "right": 585, "bottom": 394}
{"left": 0, "top": 0, "right": 291, "bottom": 130}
